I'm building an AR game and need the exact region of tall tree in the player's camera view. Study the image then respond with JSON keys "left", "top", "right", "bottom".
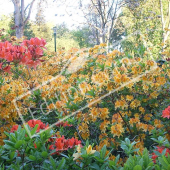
{"left": 159, "top": 0, "right": 170, "bottom": 51}
{"left": 121, "top": 0, "right": 170, "bottom": 59}
{"left": 11, "top": 0, "right": 36, "bottom": 38}
{"left": 35, "top": 0, "right": 46, "bottom": 27}
{"left": 83, "top": 0, "right": 124, "bottom": 46}
{"left": 72, "top": 26, "right": 96, "bottom": 48}
{"left": 9, "top": 16, "right": 35, "bottom": 39}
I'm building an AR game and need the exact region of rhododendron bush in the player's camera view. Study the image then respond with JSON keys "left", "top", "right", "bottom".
{"left": 0, "top": 38, "right": 170, "bottom": 169}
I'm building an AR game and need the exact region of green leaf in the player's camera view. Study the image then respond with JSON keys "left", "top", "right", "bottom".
{"left": 168, "top": 165, "right": 170, "bottom": 170}
{"left": 100, "top": 145, "right": 107, "bottom": 159}
{"left": 14, "top": 140, "right": 23, "bottom": 149}
{"left": 4, "top": 140, "right": 15, "bottom": 147}
{"left": 31, "top": 124, "right": 39, "bottom": 136}
{"left": 133, "top": 165, "right": 142, "bottom": 170}
{"left": 4, "top": 131, "right": 11, "bottom": 138}
{"left": 89, "top": 163, "right": 100, "bottom": 170}
{"left": 9, "top": 151, "right": 16, "bottom": 160}
{"left": 41, "top": 151, "right": 48, "bottom": 158}
{"left": 49, "top": 156, "right": 56, "bottom": 168}
{"left": 29, "top": 155, "right": 36, "bottom": 161}
{"left": 57, "top": 158, "right": 66, "bottom": 170}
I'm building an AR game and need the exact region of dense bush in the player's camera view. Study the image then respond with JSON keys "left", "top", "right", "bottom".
{"left": 0, "top": 39, "right": 170, "bottom": 169}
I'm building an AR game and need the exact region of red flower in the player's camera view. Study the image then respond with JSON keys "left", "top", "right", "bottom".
{"left": 162, "top": 106, "right": 170, "bottom": 119}
{"left": 74, "top": 138, "right": 82, "bottom": 145}
{"left": 5, "top": 53, "right": 13, "bottom": 62}
{"left": 55, "top": 140, "right": 64, "bottom": 151}
{"left": 68, "top": 137, "right": 75, "bottom": 148}
{"left": 27, "top": 119, "right": 48, "bottom": 132}
{"left": 49, "top": 144, "right": 55, "bottom": 150}
{"left": 3, "top": 66, "right": 11, "bottom": 73}
{"left": 49, "top": 135, "right": 82, "bottom": 155}
{"left": 0, "top": 63, "right": 3, "bottom": 69}
{"left": 10, "top": 125, "right": 19, "bottom": 133}
{"left": 16, "top": 150, "right": 20, "bottom": 157}
{"left": 0, "top": 37, "right": 46, "bottom": 73}
{"left": 34, "top": 143, "right": 37, "bottom": 149}
{"left": 151, "top": 153, "right": 158, "bottom": 163}
{"left": 152, "top": 146, "right": 170, "bottom": 163}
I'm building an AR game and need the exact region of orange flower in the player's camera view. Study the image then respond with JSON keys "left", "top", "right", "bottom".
{"left": 162, "top": 106, "right": 170, "bottom": 119}
{"left": 111, "top": 124, "right": 124, "bottom": 138}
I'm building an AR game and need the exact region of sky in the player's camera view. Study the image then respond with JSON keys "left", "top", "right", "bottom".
{"left": 0, "top": 0, "right": 88, "bottom": 29}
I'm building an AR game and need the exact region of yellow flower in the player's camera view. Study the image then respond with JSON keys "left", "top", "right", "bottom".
{"left": 73, "top": 144, "right": 82, "bottom": 161}
{"left": 73, "top": 153, "right": 81, "bottom": 161}
{"left": 111, "top": 124, "right": 124, "bottom": 138}
{"left": 86, "top": 145, "right": 96, "bottom": 154}
{"left": 126, "top": 95, "right": 133, "bottom": 101}
{"left": 150, "top": 91, "right": 158, "bottom": 98}
{"left": 139, "top": 107, "right": 145, "bottom": 113}
{"left": 99, "top": 108, "right": 109, "bottom": 119}
{"left": 144, "top": 114, "right": 152, "bottom": 122}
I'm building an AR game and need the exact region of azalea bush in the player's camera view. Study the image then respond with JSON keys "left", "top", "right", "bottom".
{"left": 16, "top": 43, "right": 170, "bottom": 156}
{"left": 0, "top": 37, "right": 47, "bottom": 144}
{"left": 0, "top": 36, "right": 170, "bottom": 169}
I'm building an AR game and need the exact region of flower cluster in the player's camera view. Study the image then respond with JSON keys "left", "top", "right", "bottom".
{"left": 49, "top": 136, "right": 81, "bottom": 155}
{"left": 10, "top": 119, "right": 48, "bottom": 133}
{"left": 27, "top": 119, "right": 49, "bottom": 132}
{"left": 0, "top": 37, "right": 46, "bottom": 72}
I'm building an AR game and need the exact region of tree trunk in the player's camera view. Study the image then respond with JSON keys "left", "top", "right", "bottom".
{"left": 12, "top": 0, "right": 36, "bottom": 39}
{"left": 13, "top": 0, "right": 23, "bottom": 38}
{"left": 16, "top": 26, "right": 24, "bottom": 38}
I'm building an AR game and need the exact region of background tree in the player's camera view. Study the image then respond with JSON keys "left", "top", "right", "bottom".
{"left": 71, "top": 26, "right": 96, "bottom": 48}
{"left": 82, "top": 0, "right": 124, "bottom": 46}
{"left": 11, "top": 0, "right": 36, "bottom": 38}
{"left": 9, "top": 16, "right": 35, "bottom": 39}
{"left": 159, "top": 0, "right": 170, "bottom": 51}
{"left": 121, "top": 0, "right": 168, "bottom": 59}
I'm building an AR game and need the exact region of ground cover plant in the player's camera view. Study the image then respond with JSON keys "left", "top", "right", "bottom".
{"left": 0, "top": 37, "right": 170, "bottom": 169}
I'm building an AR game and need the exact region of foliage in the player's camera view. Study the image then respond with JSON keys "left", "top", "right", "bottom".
{"left": 121, "top": 0, "right": 166, "bottom": 59}
{"left": 71, "top": 27, "right": 96, "bottom": 48}
{"left": 0, "top": 34, "right": 170, "bottom": 169}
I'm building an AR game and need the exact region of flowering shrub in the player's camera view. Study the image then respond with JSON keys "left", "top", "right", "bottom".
{"left": 0, "top": 39, "right": 170, "bottom": 169}
{"left": 0, "top": 37, "right": 46, "bottom": 144}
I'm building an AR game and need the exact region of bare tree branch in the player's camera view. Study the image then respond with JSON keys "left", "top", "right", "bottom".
{"left": 24, "top": 3, "right": 30, "bottom": 13}
{"left": 24, "top": 0, "right": 36, "bottom": 25}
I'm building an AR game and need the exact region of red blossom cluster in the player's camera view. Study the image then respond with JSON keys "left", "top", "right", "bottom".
{"left": 27, "top": 119, "right": 49, "bottom": 132}
{"left": 0, "top": 37, "right": 46, "bottom": 72}
{"left": 162, "top": 106, "right": 170, "bottom": 119}
{"left": 49, "top": 136, "right": 81, "bottom": 155}
{"left": 56, "top": 121, "right": 73, "bottom": 127}
{"left": 10, "top": 119, "right": 48, "bottom": 133}
{"left": 152, "top": 146, "right": 170, "bottom": 163}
